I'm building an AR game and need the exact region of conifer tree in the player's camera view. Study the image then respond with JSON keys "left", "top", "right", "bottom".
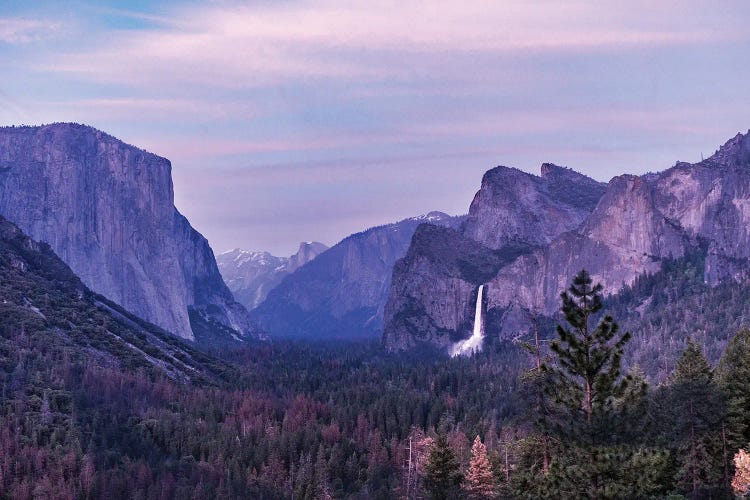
{"left": 519, "top": 314, "right": 552, "bottom": 472}
{"left": 717, "top": 328, "right": 750, "bottom": 454}
{"left": 669, "top": 339, "right": 725, "bottom": 499}
{"left": 314, "top": 447, "right": 332, "bottom": 500}
{"left": 614, "top": 365, "right": 648, "bottom": 443}
{"left": 423, "top": 433, "right": 463, "bottom": 500}
{"left": 542, "top": 269, "right": 632, "bottom": 446}
{"left": 465, "top": 436, "right": 495, "bottom": 499}
{"left": 520, "top": 270, "right": 673, "bottom": 499}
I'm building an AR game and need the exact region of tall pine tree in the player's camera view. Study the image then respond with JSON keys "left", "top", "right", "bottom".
{"left": 717, "top": 329, "right": 750, "bottom": 455}
{"left": 423, "top": 433, "right": 463, "bottom": 500}
{"left": 668, "top": 339, "right": 726, "bottom": 499}
{"left": 542, "top": 269, "right": 632, "bottom": 446}
{"left": 522, "top": 269, "right": 672, "bottom": 499}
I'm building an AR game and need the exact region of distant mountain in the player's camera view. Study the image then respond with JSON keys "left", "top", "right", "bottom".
{"left": 383, "top": 130, "right": 750, "bottom": 357}
{"left": 0, "top": 215, "right": 232, "bottom": 382}
{"left": 0, "top": 123, "right": 259, "bottom": 342}
{"left": 251, "top": 212, "right": 465, "bottom": 339}
{"left": 383, "top": 165, "right": 606, "bottom": 350}
{"left": 217, "top": 241, "right": 328, "bottom": 310}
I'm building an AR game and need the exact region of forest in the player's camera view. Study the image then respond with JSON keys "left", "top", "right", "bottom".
{"left": 3, "top": 238, "right": 750, "bottom": 499}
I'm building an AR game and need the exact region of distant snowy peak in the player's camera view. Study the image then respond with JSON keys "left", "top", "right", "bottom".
{"left": 409, "top": 211, "right": 453, "bottom": 223}
{"left": 217, "top": 241, "right": 329, "bottom": 310}
{"left": 220, "top": 248, "right": 286, "bottom": 269}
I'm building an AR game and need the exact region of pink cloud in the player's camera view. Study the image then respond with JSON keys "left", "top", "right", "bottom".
{"left": 35, "top": 1, "right": 739, "bottom": 89}
{"left": 0, "top": 17, "right": 60, "bottom": 44}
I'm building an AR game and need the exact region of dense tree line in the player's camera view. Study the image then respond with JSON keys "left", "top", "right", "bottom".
{"left": 0, "top": 326, "right": 529, "bottom": 498}
{"left": 488, "top": 270, "right": 750, "bottom": 499}
{"left": 3, "top": 264, "right": 750, "bottom": 498}
{"left": 610, "top": 249, "right": 750, "bottom": 380}
{"left": 390, "top": 271, "right": 750, "bottom": 499}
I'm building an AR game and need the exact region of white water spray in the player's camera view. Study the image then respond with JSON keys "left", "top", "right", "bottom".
{"left": 451, "top": 285, "right": 484, "bottom": 357}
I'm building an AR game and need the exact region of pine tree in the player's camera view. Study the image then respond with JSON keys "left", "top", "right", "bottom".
{"left": 423, "top": 433, "right": 463, "bottom": 500}
{"left": 465, "top": 436, "right": 496, "bottom": 499}
{"left": 542, "top": 269, "right": 632, "bottom": 446}
{"left": 80, "top": 453, "right": 95, "bottom": 499}
{"left": 717, "top": 329, "right": 750, "bottom": 454}
{"left": 669, "top": 339, "right": 726, "bottom": 499}
{"left": 518, "top": 313, "right": 551, "bottom": 473}
{"left": 523, "top": 270, "right": 672, "bottom": 498}
{"left": 614, "top": 365, "right": 648, "bottom": 443}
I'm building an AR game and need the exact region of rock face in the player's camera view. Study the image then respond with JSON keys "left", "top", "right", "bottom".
{"left": 251, "top": 212, "right": 465, "bottom": 339}
{"left": 383, "top": 130, "right": 750, "bottom": 351}
{"left": 217, "top": 241, "right": 328, "bottom": 310}
{"left": 383, "top": 224, "right": 532, "bottom": 350}
{"left": 0, "top": 123, "right": 258, "bottom": 341}
{"left": 383, "top": 165, "right": 606, "bottom": 350}
{"left": 0, "top": 215, "right": 233, "bottom": 382}
{"left": 487, "top": 131, "right": 750, "bottom": 317}
{"left": 462, "top": 163, "right": 606, "bottom": 249}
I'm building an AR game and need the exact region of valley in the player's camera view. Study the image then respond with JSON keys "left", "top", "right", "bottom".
{"left": 2, "top": 125, "right": 750, "bottom": 497}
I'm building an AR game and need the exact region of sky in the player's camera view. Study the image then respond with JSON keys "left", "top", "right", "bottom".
{"left": 1, "top": 1, "right": 750, "bottom": 256}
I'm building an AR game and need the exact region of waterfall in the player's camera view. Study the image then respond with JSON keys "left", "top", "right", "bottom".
{"left": 451, "top": 285, "right": 484, "bottom": 357}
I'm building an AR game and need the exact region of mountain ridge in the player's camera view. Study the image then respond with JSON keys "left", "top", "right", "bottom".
{"left": 383, "top": 130, "right": 750, "bottom": 352}
{"left": 251, "top": 211, "right": 465, "bottom": 339}
{"left": 383, "top": 163, "right": 606, "bottom": 350}
{"left": 0, "top": 122, "right": 259, "bottom": 342}
{"left": 217, "top": 241, "right": 329, "bottom": 310}
{"left": 0, "top": 214, "right": 232, "bottom": 382}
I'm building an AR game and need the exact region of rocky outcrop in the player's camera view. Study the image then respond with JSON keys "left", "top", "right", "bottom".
{"left": 0, "top": 123, "right": 258, "bottom": 341}
{"left": 217, "top": 241, "right": 328, "bottom": 310}
{"left": 383, "top": 130, "right": 750, "bottom": 351}
{"left": 487, "top": 131, "right": 750, "bottom": 318}
{"left": 287, "top": 242, "right": 329, "bottom": 273}
{"left": 251, "top": 212, "right": 465, "bottom": 339}
{"left": 383, "top": 165, "right": 606, "bottom": 350}
{"left": 462, "top": 163, "right": 606, "bottom": 249}
{"left": 382, "top": 224, "right": 530, "bottom": 349}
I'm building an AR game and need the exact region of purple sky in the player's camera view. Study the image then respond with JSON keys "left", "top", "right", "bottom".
{"left": 2, "top": 1, "right": 750, "bottom": 255}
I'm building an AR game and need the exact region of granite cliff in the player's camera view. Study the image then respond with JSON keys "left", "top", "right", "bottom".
{"left": 0, "top": 123, "right": 258, "bottom": 341}
{"left": 383, "top": 165, "right": 606, "bottom": 349}
{"left": 251, "top": 212, "right": 464, "bottom": 339}
{"left": 384, "top": 131, "right": 750, "bottom": 351}
{"left": 0, "top": 215, "right": 233, "bottom": 381}
{"left": 462, "top": 163, "right": 606, "bottom": 249}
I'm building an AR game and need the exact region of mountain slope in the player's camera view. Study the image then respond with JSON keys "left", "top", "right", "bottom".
{"left": 383, "top": 130, "right": 750, "bottom": 353}
{"left": 486, "top": 131, "right": 750, "bottom": 318}
{"left": 0, "top": 123, "right": 258, "bottom": 341}
{"left": 383, "top": 165, "right": 606, "bottom": 350}
{"left": 217, "top": 241, "right": 328, "bottom": 310}
{"left": 251, "top": 212, "right": 465, "bottom": 339}
{"left": 0, "top": 215, "right": 232, "bottom": 383}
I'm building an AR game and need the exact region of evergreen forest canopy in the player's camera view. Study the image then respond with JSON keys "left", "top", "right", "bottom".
{"left": 3, "top": 217, "right": 750, "bottom": 499}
